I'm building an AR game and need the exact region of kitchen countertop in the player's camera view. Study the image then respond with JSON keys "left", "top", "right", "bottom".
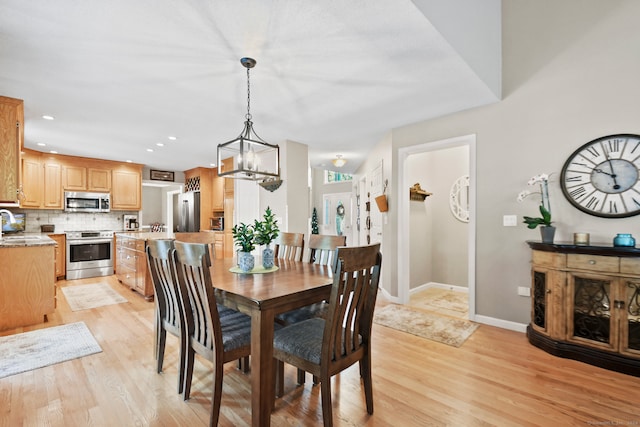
{"left": 115, "top": 231, "right": 176, "bottom": 240}
{"left": 0, "top": 233, "right": 56, "bottom": 248}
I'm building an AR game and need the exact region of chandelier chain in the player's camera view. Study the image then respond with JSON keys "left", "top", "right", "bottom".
{"left": 246, "top": 67, "right": 252, "bottom": 121}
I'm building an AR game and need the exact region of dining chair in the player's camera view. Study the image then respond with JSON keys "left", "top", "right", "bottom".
{"left": 171, "top": 241, "right": 253, "bottom": 427}
{"left": 273, "top": 244, "right": 382, "bottom": 427}
{"left": 273, "top": 231, "right": 305, "bottom": 261}
{"left": 146, "top": 238, "right": 185, "bottom": 394}
{"left": 275, "top": 234, "right": 347, "bottom": 387}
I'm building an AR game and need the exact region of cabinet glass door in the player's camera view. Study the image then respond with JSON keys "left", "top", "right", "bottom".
{"left": 622, "top": 279, "right": 640, "bottom": 355}
{"left": 568, "top": 275, "right": 616, "bottom": 350}
{"left": 532, "top": 270, "right": 547, "bottom": 331}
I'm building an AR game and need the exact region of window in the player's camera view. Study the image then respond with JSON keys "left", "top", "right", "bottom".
{"left": 325, "top": 170, "right": 353, "bottom": 183}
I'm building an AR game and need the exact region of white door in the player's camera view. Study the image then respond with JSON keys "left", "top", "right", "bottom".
{"left": 322, "top": 192, "right": 353, "bottom": 246}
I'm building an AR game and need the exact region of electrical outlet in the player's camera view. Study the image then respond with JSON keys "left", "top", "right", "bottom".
{"left": 517, "top": 286, "right": 531, "bottom": 297}
{"left": 503, "top": 215, "right": 518, "bottom": 226}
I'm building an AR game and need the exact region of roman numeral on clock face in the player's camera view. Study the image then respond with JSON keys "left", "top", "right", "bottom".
{"left": 570, "top": 186, "right": 586, "bottom": 198}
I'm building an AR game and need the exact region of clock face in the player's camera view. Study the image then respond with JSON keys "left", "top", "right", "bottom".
{"left": 560, "top": 134, "right": 640, "bottom": 218}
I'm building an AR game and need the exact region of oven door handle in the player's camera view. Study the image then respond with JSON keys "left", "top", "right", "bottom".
{"left": 67, "top": 239, "right": 112, "bottom": 245}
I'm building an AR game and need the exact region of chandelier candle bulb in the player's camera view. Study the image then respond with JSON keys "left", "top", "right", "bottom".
{"left": 573, "top": 233, "right": 590, "bottom": 245}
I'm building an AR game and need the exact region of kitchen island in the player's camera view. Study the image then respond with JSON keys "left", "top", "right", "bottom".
{"left": 0, "top": 234, "right": 56, "bottom": 331}
{"left": 115, "top": 231, "right": 174, "bottom": 300}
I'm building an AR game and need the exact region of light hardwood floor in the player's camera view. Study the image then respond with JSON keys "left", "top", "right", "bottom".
{"left": 2, "top": 275, "right": 639, "bottom": 426}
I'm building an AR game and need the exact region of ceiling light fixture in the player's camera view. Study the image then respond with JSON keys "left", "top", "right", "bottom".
{"left": 332, "top": 155, "right": 347, "bottom": 168}
{"left": 217, "top": 57, "right": 280, "bottom": 181}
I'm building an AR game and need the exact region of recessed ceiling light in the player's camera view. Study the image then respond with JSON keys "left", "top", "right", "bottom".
{"left": 42, "top": 115, "right": 54, "bottom": 120}
{"left": 126, "top": 160, "right": 132, "bottom": 163}
{"left": 156, "top": 143, "right": 164, "bottom": 147}
{"left": 168, "top": 136, "right": 177, "bottom": 141}
{"left": 37, "top": 142, "right": 46, "bottom": 146}
{"left": 210, "top": 163, "right": 216, "bottom": 167}
{"left": 50, "top": 150, "right": 57, "bottom": 154}
{"left": 146, "top": 148, "right": 153, "bottom": 152}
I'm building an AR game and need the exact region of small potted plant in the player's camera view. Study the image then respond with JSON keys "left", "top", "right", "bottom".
{"left": 254, "top": 206, "right": 279, "bottom": 268}
{"left": 518, "top": 173, "right": 555, "bottom": 243}
{"left": 232, "top": 222, "right": 255, "bottom": 272}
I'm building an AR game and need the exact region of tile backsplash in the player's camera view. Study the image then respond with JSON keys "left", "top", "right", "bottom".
{"left": 15, "top": 209, "right": 137, "bottom": 233}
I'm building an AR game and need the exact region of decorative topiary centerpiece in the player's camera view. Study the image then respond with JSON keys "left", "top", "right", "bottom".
{"left": 232, "top": 222, "right": 255, "bottom": 272}
{"left": 254, "top": 206, "right": 279, "bottom": 268}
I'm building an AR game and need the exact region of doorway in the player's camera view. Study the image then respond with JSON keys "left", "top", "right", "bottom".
{"left": 397, "top": 134, "right": 476, "bottom": 321}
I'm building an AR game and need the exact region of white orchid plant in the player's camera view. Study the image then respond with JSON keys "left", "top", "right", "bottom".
{"left": 517, "top": 173, "right": 552, "bottom": 229}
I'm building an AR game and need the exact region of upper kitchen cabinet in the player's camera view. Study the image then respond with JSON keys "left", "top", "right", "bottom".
{"left": 62, "top": 158, "right": 111, "bottom": 192}
{"left": 184, "top": 166, "right": 215, "bottom": 231}
{"left": 111, "top": 164, "right": 143, "bottom": 210}
{"left": 212, "top": 167, "right": 224, "bottom": 211}
{"left": 0, "top": 96, "right": 23, "bottom": 205}
{"left": 20, "top": 149, "right": 63, "bottom": 209}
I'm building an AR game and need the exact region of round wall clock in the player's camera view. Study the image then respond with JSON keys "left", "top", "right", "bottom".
{"left": 560, "top": 134, "right": 640, "bottom": 218}
{"left": 449, "top": 175, "right": 470, "bottom": 222}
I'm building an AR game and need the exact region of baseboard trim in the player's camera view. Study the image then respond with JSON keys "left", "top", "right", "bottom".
{"left": 473, "top": 314, "right": 527, "bottom": 333}
{"left": 411, "top": 282, "right": 468, "bottom": 294}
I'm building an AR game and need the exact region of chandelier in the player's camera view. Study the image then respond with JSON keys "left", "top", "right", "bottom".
{"left": 217, "top": 57, "right": 280, "bottom": 180}
{"left": 332, "top": 154, "right": 347, "bottom": 168}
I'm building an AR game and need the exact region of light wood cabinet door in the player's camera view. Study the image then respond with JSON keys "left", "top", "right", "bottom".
{"left": 0, "top": 96, "right": 22, "bottom": 205}
{"left": 49, "top": 234, "right": 66, "bottom": 279}
{"left": 43, "top": 161, "right": 62, "bottom": 209}
{"left": 62, "top": 164, "right": 87, "bottom": 191}
{"left": 21, "top": 150, "right": 43, "bottom": 208}
{"left": 88, "top": 167, "right": 111, "bottom": 192}
{"left": 112, "top": 167, "right": 142, "bottom": 210}
{"left": 212, "top": 168, "right": 224, "bottom": 211}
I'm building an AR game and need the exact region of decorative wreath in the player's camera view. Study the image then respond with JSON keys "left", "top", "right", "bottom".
{"left": 336, "top": 203, "right": 345, "bottom": 217}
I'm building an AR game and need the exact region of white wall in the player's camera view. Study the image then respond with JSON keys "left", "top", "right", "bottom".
{"left": 387, "top": 0, "right": 640, "bottom": 324}
{"left": 408, "top": 145, "right": 469, "bottom": 289}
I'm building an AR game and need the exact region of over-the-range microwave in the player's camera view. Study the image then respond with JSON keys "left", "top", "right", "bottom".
{"left": 64, "top": 191, "right": 111, "bottom": 213}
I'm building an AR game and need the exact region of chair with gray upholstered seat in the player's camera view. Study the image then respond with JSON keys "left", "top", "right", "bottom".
{"left": 146, "top": 238, "right": 185, "bottom": 393}
{"left": 171, "top": 241, "right": 253, "bottom": 426}
{"left": 273, "top": 244, "right": 382, "bottom": 427}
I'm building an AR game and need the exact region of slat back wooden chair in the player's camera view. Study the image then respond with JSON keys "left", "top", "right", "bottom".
{"left": 273, "top": 232, "right": 305, "bottom": 261}
{"left": 308, "top": 234, "right": 347, "bottom": 266}
{"left": 276, "top": 233, "right": 348, "bottom": 387}
{"left": 146, "top": 239, "right": 185, "bottom": 394}
{"left": 273, "top": 244, "right": 382, "bottom": 427}
{"left": 171, "top": 241, "right": 253, "bottom": 427}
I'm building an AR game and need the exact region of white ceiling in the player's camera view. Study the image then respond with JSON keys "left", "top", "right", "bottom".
{"left": 0, "top": 0, "right": 501, "bottom": 174}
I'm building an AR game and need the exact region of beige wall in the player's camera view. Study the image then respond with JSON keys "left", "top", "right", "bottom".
{"left": 380, "top": 0, "right": 640, "bottom": 325}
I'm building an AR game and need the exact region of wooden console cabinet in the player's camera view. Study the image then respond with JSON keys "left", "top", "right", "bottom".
{"left": 0, "top": 96, "right": 23, "bottom": 205}
{"left": 527, "top": 242, "right": 640, "bottom": 376}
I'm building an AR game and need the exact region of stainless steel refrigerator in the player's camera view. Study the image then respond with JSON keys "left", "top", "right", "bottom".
{"left": 177, "top": 191, "right": 200, "bottom": 232}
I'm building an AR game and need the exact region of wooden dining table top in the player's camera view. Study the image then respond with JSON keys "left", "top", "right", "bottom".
{"left": 209, "top": 256, "right": 334, "bottom": 427}
{"left": 210, "top": 257, "right": 334, "bottom": 312}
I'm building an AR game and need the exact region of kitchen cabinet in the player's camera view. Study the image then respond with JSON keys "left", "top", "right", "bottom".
{"left": 49, "top": 233, "right": 66, "bottom": 279}
{"left": 20, "top": 149, "right": 142, "bottom": 210}
{"left": 112, "top": 165, "right": 142, "bottom": 210}
{"left": 0, "top": 243, "right": 56, "bottom": 331}
{"left": 20, "top": 149, "right": 63, "bottom": 209}
{"left": 62, "top": 164, "right": 87, "bottom": 191}
{"left": 184, "top": 166, "right": 214, "bottom": 231}
{"left": 214, "top": 232, "right": 224, "bottom": 259}
{"left": 0, "top": 96, "right": 23, "bottom": 205}
{"left": 222, "top": 158, "right": 235, "bottom": 258}
{"left": 62, "top": 160, "right": 112, "bottom": 192}
{"left": 527, "top": 242, "right": 640, "bottom": 376}
{"left": 115, "top": 233, "right": 153, "bottom": 300}
{"left": 212, "top": 167, "right": 224, "bottom": 211}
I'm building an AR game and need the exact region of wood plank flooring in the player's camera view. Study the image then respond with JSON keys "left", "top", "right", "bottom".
{"left": 1, "top": 275, "right": 639, "bottom": 426}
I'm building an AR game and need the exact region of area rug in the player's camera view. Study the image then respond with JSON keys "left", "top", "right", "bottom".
{"left": 373, "top": 304, "right": 478, "bottom": 347}
{"left": 61, "top": 282, "right": 128, "bottom": 311}
{"left": 409, "top": 287, "right": 468, "bottom": 318}
{"left": 0, "top": 322, "right": 102, "bottom": 379}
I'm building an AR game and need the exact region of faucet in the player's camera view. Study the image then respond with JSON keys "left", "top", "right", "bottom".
{"left": 0, "top": 209, "right": 17, "bottom": 240}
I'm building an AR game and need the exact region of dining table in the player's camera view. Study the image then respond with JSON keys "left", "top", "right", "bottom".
{"left": 210, "top": 257, "right": 334, "bottom": 427}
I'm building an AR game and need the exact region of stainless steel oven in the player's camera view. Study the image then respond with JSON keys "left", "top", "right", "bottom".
{"left": 66, "top": 230, "right": 114, "bottom": 279}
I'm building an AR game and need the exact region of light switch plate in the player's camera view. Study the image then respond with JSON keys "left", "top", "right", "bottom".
{"left": 517, "top": 286, "right": 531, "bottom": 296}
{"left": 503, "top": 215, "right": 518, "bottom": 227}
